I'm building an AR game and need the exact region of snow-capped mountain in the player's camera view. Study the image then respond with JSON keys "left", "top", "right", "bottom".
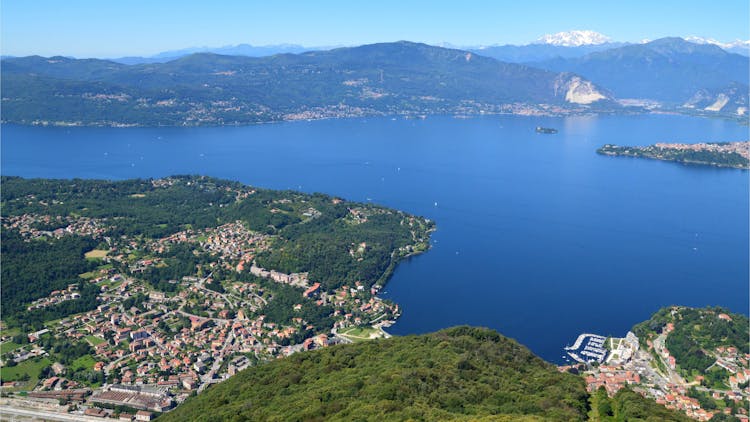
{"left": 684, "top": 36, "right": 750, "bottom": 56}
{"left": 535, "top": 30, "right": 611, "bottom": 47}
{"left": 684, "top": 36, "right": 749, "bottom": 49}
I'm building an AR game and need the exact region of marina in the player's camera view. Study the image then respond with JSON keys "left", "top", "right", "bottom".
{"left": 565, "top": 333, "right": 608, "bottom": 363}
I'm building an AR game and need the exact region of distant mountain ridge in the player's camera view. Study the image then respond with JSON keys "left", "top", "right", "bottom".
{"left": 682, "top": 82, "right": 749, "bottom": 113}
{"left": 2, "top": 37, "right": 746, "bottom": 127}
{"left": 536, "top": 30, "right": 612, "bottom": 46}
{"left": 111, "top": 43, "right": 332, "bottom": 65}
{"left": 532, "top": 37, "right": 749, "bottom": 107}
{"left": 471, "top": 43, "right": 626, "bottom": 63}
{"left": 0, "top": 41, "right": 611, "bottom": 127}
{"left": 54, "top": 31, "right": 748, "bottom": 67}
{"left": 471, "top": 31, "right": 748, "bottom": 63}
{"left": 685, "top": 36, "right": 750, "bottom": 56}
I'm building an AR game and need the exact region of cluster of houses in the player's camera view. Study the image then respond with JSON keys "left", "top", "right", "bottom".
{"left": 649, "top": 382, "right": 747, "bottom": 421}
{"left": 195, "top": 221, "right": 270, "bottom": 264}
{"left": 652, "top": 384, "right": 715, "bottom": 421}
{"left": 250, "top": 263, "right": 309, "bottom": 288}
{"left": 584, "top": 365, "right": 641, "bottom": 395}
{"left": 2, "top": 213, "right": 110, "bottom": 241}
{"left": 658, "top": 322, "right": 678, "bottom": 370}
{"left": 712, "top": 343, "right": 750, "bottom": 390}
{"left": 654, "top": 141, "right": 750, "bottom": 161}
{"left": 27, "top": 284, "right": 81, "bottom": 311}
{"left": 17, "top": 262, "right": 378, "bottom": 397}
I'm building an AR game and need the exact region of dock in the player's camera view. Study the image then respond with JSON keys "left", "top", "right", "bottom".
{"left": 564, "top": 333, "right": 608, "bottom": 363}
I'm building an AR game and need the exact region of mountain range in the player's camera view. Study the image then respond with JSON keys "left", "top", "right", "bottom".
{"left": 532, "top": 37, "right": 749, "bottom": 106}
{"left": 104, "top": 31, "right": 750, "bottom": 65}
{"left": 0, "top": 41, "right": 611, "bottom": 126}
{"left": 111, "top": 43, "right": 329, "bottom": 65}
{"left": 470, "top": 43, "right": 626, "bottom": 63}
{"left": 1, "top": 36, "right": 747, "bottom": 127}
{"left": 685, "top": 36, "right": 750, "bottom": 56}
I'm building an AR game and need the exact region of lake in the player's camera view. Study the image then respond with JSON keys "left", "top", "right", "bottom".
{"left": 2, "top": 114, "right": 747, "bottom": 363}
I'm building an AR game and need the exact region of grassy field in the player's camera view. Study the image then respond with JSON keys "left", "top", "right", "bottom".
{"left": 43, "top": 318, "right": 64, "bottom": 329}
{"left": 1, "top": 326, "right": 21, "bottom": 337}
{"left": 338, "top": 326, "right": 382, "bottom": 342}
{"left": 0, "top": 356, "right": 52, "bottom": 388}
{"left": 85, "top": 249, "right": 109, "bottom": 259}
{"left": 1, "top": 341, "right": 24, "bottom": 355}
{"left": 79, "top": 270, "right": 99, "bottom": 280}
{"left": 85, "top": 335, "right": 106, "bottom": 346}
{"left": 70, "top": 354, "right": 97, "bottom": 371}
{"left": 80, "top": 264, "right": 114, "bottom": 280}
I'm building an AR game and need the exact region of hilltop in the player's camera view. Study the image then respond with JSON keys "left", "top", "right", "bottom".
{"left": 633, "top": 306, "right": 749, "bottom": 389}
{"left": 160, "top": 326, "right": 590, "bottom": 421}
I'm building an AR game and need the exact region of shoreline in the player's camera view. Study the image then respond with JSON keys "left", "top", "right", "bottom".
{"left": 597, "top": 141, "right": 750, "bottom": 170}
{"left": 2, "top": 107, "right": 745, "bottom": 129}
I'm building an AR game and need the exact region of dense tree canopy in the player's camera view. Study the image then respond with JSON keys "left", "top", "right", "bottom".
{"left": 1, "top": 229, "right": 97, "bottom": 319}
{"left": 592, "top": 386, "right": 691, "bottom": 422}
{"left": 160, "top": 327, "right": 591, "bottom": 422}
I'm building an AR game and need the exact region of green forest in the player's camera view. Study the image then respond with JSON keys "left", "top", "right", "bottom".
{"left": 160, "top": 327, "right": 591, "bottom": 421}
{"left": 1, "top": 229, "right": 98, "bottom": 320}
{"left": 589, "top": 386, "right": 691, "bottom": 422}
{"left": 633, "top": 306, "right": 749, "bottom": 386}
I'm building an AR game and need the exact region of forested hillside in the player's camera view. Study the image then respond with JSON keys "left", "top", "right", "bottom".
{"left": 1, "top": 42, "right": 610, "bottom": 126}
{"left": 160, "top": 326, "right": 591, "bottom": 421}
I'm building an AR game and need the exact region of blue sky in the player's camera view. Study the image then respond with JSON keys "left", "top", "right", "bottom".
{"left": 2, "top": 0, "right": 748, "bottom": 57}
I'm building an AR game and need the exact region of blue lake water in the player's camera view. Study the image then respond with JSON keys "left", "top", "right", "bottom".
{"left": 2, "top": 114, "right": 748, "bottom": 363}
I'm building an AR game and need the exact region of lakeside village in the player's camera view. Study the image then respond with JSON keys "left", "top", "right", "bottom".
{"left": 0, "top": 204, "right": 410, "bottom": 420}
{"left": 561, "top": 322, "right": 750, "bottom": 421}
{"left": 650, "top": 141, "right": 750, "bottom": 161}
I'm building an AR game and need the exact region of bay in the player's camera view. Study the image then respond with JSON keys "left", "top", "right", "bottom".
{"left": 2, "top": 114, "right": 747, "bottom": 363}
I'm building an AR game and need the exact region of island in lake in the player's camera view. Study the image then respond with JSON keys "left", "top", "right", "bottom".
{"left": 536, "top": 126, "right": 559, "bottom": 134}
{"left": 597, "top": 141, "right": 749, "bottom": 169}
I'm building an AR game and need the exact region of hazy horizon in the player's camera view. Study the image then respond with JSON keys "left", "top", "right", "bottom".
{"left": 2, "top": 0, "right": 748, "bottom": 58}
{"left": 2, "top": 34, "right": 749, "bottom": 60}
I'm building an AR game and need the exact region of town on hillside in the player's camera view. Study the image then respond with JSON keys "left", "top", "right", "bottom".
{"left": 561, "top": 308, "right": 749, "bottom": 421}
{"left": 0, "top": 176, "right": 434, "bottom": 420}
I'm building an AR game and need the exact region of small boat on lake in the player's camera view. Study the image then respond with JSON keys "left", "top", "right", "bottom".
{"left": 536, "top": 126, "right": 558, "bottom": 134}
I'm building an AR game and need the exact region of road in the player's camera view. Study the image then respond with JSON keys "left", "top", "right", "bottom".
{"left": 0, "top": 405, "right": 104, "bottom": 422}
{"left": 652, "top": 331, "right": 684, "bottom": 384}
{"left": 198, "top": 329, "right": 236, "bottom": 393}
{"left": 626, "top": 348, "right": 670, "bottom": 390}
{"left": 174, "top": 309, "right": 229, "bottom": 325}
